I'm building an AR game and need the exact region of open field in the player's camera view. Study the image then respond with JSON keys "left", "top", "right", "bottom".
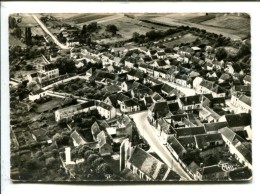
{"left": 64, "top": 13, "right": 114, "bottom": 24}
{"left": 186, "top": 14, "right": 216, "bottom": 24}
{"left": 95, "top": 16, "right": 168, "bottom": 44}
{"left": 164, "top": 33, "right": 199, "bottom": 47}
{"left": 16, "top": 14, "right": 38, "bottom": 27}
{"left": 201, "top": 15, "right": 250, "bottom": 31}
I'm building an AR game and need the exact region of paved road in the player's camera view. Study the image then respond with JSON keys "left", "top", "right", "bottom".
{"left": 32, "top": 14, "right": 68, "bottom": 49}
{"left": 130, "top": 111, "right": 192, "bottom": 180}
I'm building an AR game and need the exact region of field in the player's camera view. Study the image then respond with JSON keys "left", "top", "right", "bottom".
{"left": 16, "top": 14, "right": 38, "bottom": 27}
{"left": 201, "top": 15, "right": 250, "bottom": 31}
{"left": 186, "top": 14, "right": 216, "bottom": 24}
{"left": 64, "top": 13, "right": 114, "bottom": 24}
{"left": 95, "top": 16, "right": 168, "bottom": 44}
{"left": 164, "top": 33, "right": 199, "bottom": 47}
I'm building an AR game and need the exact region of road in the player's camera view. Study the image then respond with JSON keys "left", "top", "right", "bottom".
{"left": 32, "top": 14, "right": 69, "bottom": 49}
{"left": 130, "top": 111, "right": 192, "bottom": 180}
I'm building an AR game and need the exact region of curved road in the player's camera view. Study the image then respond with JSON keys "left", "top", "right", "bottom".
{"left": 130, "top": 111, "right": 192, "bottom": 180}
{"left": 32, "top": 14, "right": 69, "bottom": 49}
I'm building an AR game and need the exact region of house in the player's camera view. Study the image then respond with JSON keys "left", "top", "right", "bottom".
{"left": 166, "top": 65, "right": 179, "bottom": 82}
{"left": 196, "top": 165, "right": 229, "bottom": 181}
{"left": 219, "top": 127, "right": 252, "bottom": 170}
{"left": 120, "top": 99, "right": 140, "bottom": 113}
{"left": 166, "top": 136, "right": 187, "bottom": 161}
{"left": 153, "top": 60, "right": 169, "bottom": 69}
{"left": 175, "top": 74, "right": 191, "bottom": 88}
{"left": 151, "top": 92, "right": 164, "bottom": 102}
{"left": 161, "top": 83, "right": 184, "bottom": 99}
{"left": 230, "top": 85, "right": 251, "bottom": 97}
{"left": 28, "top": 89, "right": 48, "bottom": 101}
{"left": 147, "top": 101, "right": 172, "bottom": 125}
{"left": 156, "top": 51, "right": 166, "bottom": 59}
{"left": 97, "top": 131, "right": 113, "bottom": 156}
{"left": 70, "top": 130, "right": 87, "bottom": 146}
{"left": 194, "top": 133, "right": 224, "bottom": 150}
{"left": 54, "top": 101, "right": 97, "bottom": 122}
{"left": 143, "top": 96, "right": 153, "bottom": 107}
{"left": 117, "top": 93, "right": 131, "bottom": 105}
{"left": 121, "top": 80, "right": 135, "bottom": 92}
{"left": 91, "top": 121, "right": 103, "bottom": 141}
{"left": 193, "top": 77, "right": 203, "bottom": 89}
{"left": 230, "top": 92, "right": 251, "bottom": 114}
{"left": 178, "top": 136, "right": 196, "bottom": 150}
{"left": 203, "top": 122, "right": 228, "bottom": 134}
{"left": 97, "top": 102, "right": 117, "bottom": 120}
{"left": 125, "top": 57, "right": 136, "bottom": 68}
{"left": 225, "top": 63, "right": 243, "bottom": 75}
{"left": 153, "top": 68, "right": 168, "bottom": 80}
{"left": 86, "top": 68, "right": 94, "bottom": 80}
{"left": 218, "top": 73, "right": 231, "bottom": 84}
{"left": 243, "top": 75, "right": 251, "bottom": 86}
{"left": 37, "top": 63, "right": 59, "bottom": 84}
{"left": 174, "top": 126, "right": 206, "bottom": 138}
{"left": 219, "top": 113, "right": 251, "bottom": 129}
{"left": 125, "top": 146, "right": 180, "bottom": 181}
{"left": 196, "top": 80, "right": 226, "bottom": 98}
{"left": 27, "top": 71, "right": 38, "bottom": 83}
{"left": 168, "top": 102, "right": 180, "bottom": 115}
{"left": 127, "top": 69, "right": 144, "bottom": 81}
{"left": 178, "top": 95, "right": 201, "bottom": 112}
{"left": 104, "top": 93, "right": 119, "bottom": 108}
{"left": 199, "top": 106, "right": 221, "bottom": 123}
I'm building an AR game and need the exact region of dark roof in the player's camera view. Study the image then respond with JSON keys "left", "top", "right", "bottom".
{"left": 168, "top": 102, "right": 179, "bottom": 113}
{"left": 129, "top": 147, "right": 173, "bottom": 180}
{"left": 145, "top": 96, "right": 153, "bottom": 104}
{"left": 106, "top": 93, "right": 119, "bottom": 106}
{"left": 204, "top": 122, "right": 228, "bottom": 133}
{"left": 211, "top": 97, "right": 225, "bottom": 105}
{"left": 229, "top": 167, "right": 252, "bottom": 181}
{"left": 234, "top": 141, "right": 252, "bottom": 164}
{"left": 224, "top": 113, "right": 251, "bottom": 128}
{"left": 188, "top": 161, "right": 200, "bottom": 174}
{"left": 178, "top": 136, "right": 196, "bottom": 147}
{"left": 150, "top": 84, "right": 164, "bottom": 93}
{"left": 200, "top": 80, "right": 215, "bottom": 90}
{"left": 175, "top": 126, "right": 206, "bottom": 137}
{"left": 123, "top": 99, "right": 139, "bottom": 107}
{"left": 239, "top": 95, "right": 251, "bottom": 106}
{"left": 156, "top": 60, "right": 167, "bottom": 66}
{"left": 151, "top": 92, "right": 164, "bottom": 101}
{"left": 43, "top": 63, "right": 58, "bottom": 71}
{"left": 80, "top": 100, "right": 96, "bottom": 109}
{"left": 30, "top": 72, "right": 38, "bottom": 78}
{"left": 231, "top": 63, "right": 242, "bottom": 73}
{"left": 161, "top": 84, "right": 175, "bottom": 94}
{"left": 98, "top": 102, "right": 113, "bottom": 110}
{"left": 167, "top": 136, "right": 186, "bottom": 155}
{"left": 243, "top": 75, "right": 251, "bottom": 83}
{"left": 31, "top": 89, "right": 44, "bottom": 95}
{"left": 117, "top": 93, "right": 130, "bottom": 102}
{"left": 127, "top": 69, "right": 144, "bottom": 79}
{"left": 149, "top": 101, "right": 170, "bottom": 118}
{"left": 198, "top": 165, "right": 224, "bottom": 175}
{"left": 195, "top": 133, "right": 223, "bottom": 149}
{"left": 232, "top": 85, "right": 251, "bottom": 93}
{"left": 179, "top": 95, "right": 201, "bottom": 106}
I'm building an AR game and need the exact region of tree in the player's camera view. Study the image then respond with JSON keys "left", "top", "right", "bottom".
{"left": 86, "top": 154, "right": 99, "bottom": 165}
{"left": 26, "top": 159, "right": 42, "bottom": 171}
{"left": 84, "top": 150, "right": 94, "bottom": 160}
{"left": 106, "top": 24, "right": 118, "bottom": 34}
{"left": 9, "top": 16, "right": 17, "bottom": 29}
{"left": 86, "top": 22, "right": 98, "bottom": 33}
{"left": 132, "top": 32, "right": 140, "bottom": 42}
{"left": 92, "top": 157, "right": 104, "bottom": 168}
{"left": 54, "top": 58, "right": 76, "bottom": 75}
{"left": 96, "top": 163, "right": 112, "bottom": 175}
{"left": 215, "top": 47, "right": 228, "bottom": 61}
{"left": 13, "top": 27, "right": 22, "bottom": 39}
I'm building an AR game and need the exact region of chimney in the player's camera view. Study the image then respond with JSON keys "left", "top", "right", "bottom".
{"left": 65, "top": 147, "right": 71, "bottom": 165}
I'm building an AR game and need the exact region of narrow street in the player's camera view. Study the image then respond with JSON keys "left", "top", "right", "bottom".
{"left": 32, "top": 14, "right": 68, "bottom": 49}
{"left": 130, "top": 111, "right": 192, "bottom": 180}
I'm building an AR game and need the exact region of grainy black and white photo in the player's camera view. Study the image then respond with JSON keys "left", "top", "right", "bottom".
{"left": 9, "top": 13, "right": 252, "bottom": 182}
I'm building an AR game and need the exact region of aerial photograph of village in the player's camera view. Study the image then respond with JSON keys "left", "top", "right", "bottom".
{"left": 9, "top": 13, "right": 251, "bottom": 182}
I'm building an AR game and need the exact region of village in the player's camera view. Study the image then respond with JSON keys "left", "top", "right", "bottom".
{"left": 9, "top": 13, "right": 252, "bottom": 182}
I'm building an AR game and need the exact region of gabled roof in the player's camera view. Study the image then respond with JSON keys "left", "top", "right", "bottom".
{"left": 167, "top": 136, "right": 187, "bottom": 155}
{"left": 239, "top": 95, "right": 251, "bottom": 106}
{"left": 175, "top": 126, "right": 206, "bottom": 137}
{"left": 128, "top": 147, "right": 176, "bottom": 180}
{"left": 98, "top": 102, "right": 113, "bottom": 110}
{"left": 168, "top": 102, "right": 180, "bottom": 113}
{"left": 243, "top": 75, "right": 251, "bottom": 83}
{"left": 232, "top": 85, "right": 251, "bottom": 93}
{"left": 204, "top": 122, "right": 228, "bottom": 133}
{"left": 224, "top": 113, "right": 251, "bottom": 128}
{"left": 151, "top": 92, "right": 164, "bottom": 101}
{"left": 200, "top": 80, "right": 215, "bottom": 90}
{"left": 179, "top": 95, "right": 201, "bottom": 106}
{"left": 178, "top": 136, "right": 196, "bottom": 147}
{"left": 144, "top": 96, "right": 153, "bottom": 104}
{"left": 71, "top": 130, "right": 87, "bottom": 145}
{"left": 150, "top": 84, "right": 164, "bottom": 93}
{"left": 97, "top": 131, "right": 112, "bottom": 147}
{"left": 234, "top": 141, "right": 252, "bottom": 164}
{"left": 156, "top": 60, "right": 167, "bottom": 66}
{"left": 195, "top": 133, "right": 223, "bottom": 149}
{"left": 123, "top": 99, "right": 139, "bottom": 107}
{"left": 149, "top": 101, "right": 170, "bottom": 118}
{"left": 161, "top": 84, "right": 175, "bottom": 94}
{"left": 197, "top": 165, "right": 224, "bottom": 176}
{"left": 106, "top": 93, "right": 119, "bottom": 106}
{"left": 117, "top": 93, "right": 130, "bottom": 102}
{"left": 218, "top": 127, "right": 236, "bottom": 142}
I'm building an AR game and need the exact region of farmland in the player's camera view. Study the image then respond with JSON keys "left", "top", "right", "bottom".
{"left": 164, "top": 33, "right": 199, "bottom": 47}
{"left": 9, "top": 34, "right": 26, "bottom": 47}
{"left": 64, "top": 13, "right": 114, "bottom": 24}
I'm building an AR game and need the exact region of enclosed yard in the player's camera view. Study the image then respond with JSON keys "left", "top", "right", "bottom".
{"left": 34, "top": 97, "right": 63, "bottom": 113}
